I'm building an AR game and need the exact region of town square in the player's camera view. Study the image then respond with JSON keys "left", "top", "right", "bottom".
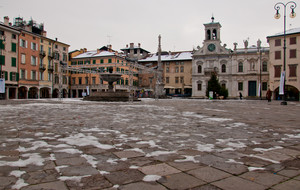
{"left": 1, "top": 0, "right": 300, "bottom": 189}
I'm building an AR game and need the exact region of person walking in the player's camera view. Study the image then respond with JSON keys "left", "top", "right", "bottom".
{"left": 239, "top": 92, "right": 243, "bottom": 100}
{"left": 266, "top": 89, "right": 272, "bottom": 102}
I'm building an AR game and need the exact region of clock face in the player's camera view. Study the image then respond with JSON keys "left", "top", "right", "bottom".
{"left": 208, "top": 44, "right": 216, "bottom": 52}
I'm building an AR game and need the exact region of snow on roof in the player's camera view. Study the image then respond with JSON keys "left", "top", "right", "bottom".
{"left": 268, "top": 27, "right": 300, "bottom": 38}
{"left": 235, "top": 46, "right": 270, "bottom": 53}
{"left": 139, "top": 51, "right": 192, "bottom": 62}
{"left": 72, "top": 50, "right": 116, "bottom": 59}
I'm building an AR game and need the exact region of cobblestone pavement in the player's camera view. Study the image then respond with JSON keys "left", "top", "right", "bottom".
{"left": 0, "top": 98, "right": 300, "bottom": 190}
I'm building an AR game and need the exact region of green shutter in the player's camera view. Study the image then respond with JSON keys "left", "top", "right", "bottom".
{"left": 11, "top": 57, "right": 16, "bottom": 67}
{"left": 93, "top": 60, "right": 96, "bottom": 64}
{"left": 0, "top": 39, "right": 4, "bottom": 49}
{"left": 108, "top": 59, "right": 112, "bottom": 63}
{"left": 16, "top": 73, "right": 19, "bottom": 81}
{"left": 5, "top": 71, "right": 8, "bottom": 80}
{"left": 10, "top": 72, "right": 12, "bottom": 81}
{"left": 11, "top": 43, "right": 17, "bottom": 52}
{"left": 101, "top": 59, "right": 104, "bottom": 63}
{"left": 0, "top": 55, "right": 5, "bottom": 65}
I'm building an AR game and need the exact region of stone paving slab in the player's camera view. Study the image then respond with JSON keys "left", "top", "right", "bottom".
{"left": 212, "top": 176, "right": 266, "bottom": 190}
{"left": 120, "top": 181, "right": 167, "bottom": 190}
{"left": 105, "top": 169, "right": 144, "bottom": 185}
{"left": 272, "top": 179, "right": 300, "bottom": 190}
{"left": 114, "top": 150, "right": 145, "bottom": 159}
{"left": 21, "top": 181, "right": 69, "bottom": 190}
{"left": 158, "top": 172, "right": 206, "bottom": 190}
{"left": 138, "top": 163, "right": 181, "bottom": 176}
{"left": 188, "top": 166, "right": 232, "bottom": 183}
{"left": 240, "top": 171, "right": 288, "bottom": 187}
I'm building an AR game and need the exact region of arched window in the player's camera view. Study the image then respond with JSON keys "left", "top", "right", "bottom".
{"left": 238, "top": 62, "right": 243, "bottom": 72}
{"left": 207, "top": 30, "right": 211, "bottom": 40}
{"left": 222, "top": 64, "right": 226, "bottom": 73}
{"left": 262, "top": 61, "right": 268, "bottom": 72}
{"left": 213, "top": 29, "right": 217, "bottom": 40}
{"left": 197, "top": 81, "right": 202, "bottom": 91}
{"left": 198, "top": 65, "right": 202, "bottom": 73}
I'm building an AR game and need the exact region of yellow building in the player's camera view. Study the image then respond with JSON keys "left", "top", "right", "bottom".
{"left": 69, "top": 46, "right": 139, "bottom": 98}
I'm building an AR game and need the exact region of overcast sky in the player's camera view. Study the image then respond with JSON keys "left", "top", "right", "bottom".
{"left": 1, "top": 0, "right": 299, "bottom": 53}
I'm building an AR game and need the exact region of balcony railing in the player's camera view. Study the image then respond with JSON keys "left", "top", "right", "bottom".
{"left": 204, "top": 67, "right": 219, "bottom": 75}
{"left": 39, "top": 50, "right": 46, "bottom": 58}
{"left": 48, "top": 65, "right": 54, "bottom": 72}
{"left": 48, "top": 52, "right": 54, "bottom": 60}
{"left": 39, "top": 64, "right": 46, "bottom": 72}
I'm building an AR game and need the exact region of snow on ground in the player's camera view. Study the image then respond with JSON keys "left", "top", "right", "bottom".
{"left": 1, "top": 99, "right": 300, "bottom": 189}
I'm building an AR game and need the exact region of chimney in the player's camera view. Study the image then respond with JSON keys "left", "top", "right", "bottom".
{"left": 138, "top": 43, "right": 141, "bottom": 48}
{"left": 107, "top": 45, "right": 112, "bottom": 49}
{"left": 130, "top": 43, "right": 134, "bottom": 48}
{"left": 84, "top": 48, "right": 87, "bottom": 52}
{"left": 4, "top": 16, "right": 9, "bottom": 26}
{"left": 42, "top": 31, "right": 47, "bottom": 37}
{"left": 126, "top": 44, "right": 128, "bottom": 48}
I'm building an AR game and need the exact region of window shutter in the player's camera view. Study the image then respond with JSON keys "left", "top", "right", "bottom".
{"left": 0, "top": 55, "right": 5, "bottom": 65}
{"left": 10, "top": 72, "right": 12, "bottom": 81}
{"left": 16, "top": 73, "right": 19, "bottom": 81}
{"left": 11, "top": 57, "right": 16, "bottom": 67}
{"left": 25, "top": 41, "right": 28, "bottom": 48}
{"left": 25, "top": 70, "right": 27, "bottom": 79}
{"left": 5, "top": 71, "right": 8, "bottom": 80}
{"left": 11, "top": 43, "right": 17, "bottom": 52}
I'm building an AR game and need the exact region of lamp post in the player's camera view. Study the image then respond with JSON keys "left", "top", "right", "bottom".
{"left": 274, "top": 1, "right": 297, "bottom": 105}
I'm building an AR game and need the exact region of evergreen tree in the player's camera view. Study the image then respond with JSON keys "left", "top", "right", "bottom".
{"left": 206, "top": 73, "right": 221, "bottom": 99}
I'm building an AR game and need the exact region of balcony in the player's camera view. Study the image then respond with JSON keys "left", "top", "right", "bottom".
{"left": 39, "top": 50, "right": 46, "bottom": 58}
{"left": 204, "top": 67, "right": 218, "bottom": 76}
{"left": 48, "top": 52, "right": 54, "bottom": 60}
{"left": 39, "top": 64, "right": 46, "bottom": 72}
{"left": 48, "top": 65, "right": 54, "bottom": 72}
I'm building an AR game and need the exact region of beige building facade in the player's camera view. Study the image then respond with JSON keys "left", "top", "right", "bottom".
{"left": 267, "top": 28, "right": 300, "bottom": 101}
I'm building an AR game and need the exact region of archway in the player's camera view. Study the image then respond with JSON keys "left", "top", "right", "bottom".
{"left": 40, "top": 88, "right": 51, "bottom": 98}
{"left": 52, "top": 89, "right": 59, "bottom": 98}
{"left": 62, "top": 89, "right": 68, "bottom": 98}
{"left": 18, "top": 86, "right": 28, "bottom": 99}
{"left": 274, "top": 85, "right": 299, "bottom": 101}
{"left": 28, "top": 87, "right": 38, "bottom": 99}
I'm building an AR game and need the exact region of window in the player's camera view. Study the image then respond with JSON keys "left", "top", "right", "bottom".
{"left": 262, "top": 82, "right": 268, "bottom": 91}
{"left": 63, "top": 76, "right": 67, "bottom": 84}
{"left": 0, "top": 39, "right": 5, "bottom": 50}
{"left": 55, "top": 45, "right": 58, "bottom": 49}
{"left": 290, "top": 49, "right": 296, "bottom": 58}
{"left": 222, "top": 64, "right": 226, "bottom": 73}
{"left": 85, "top": 77, "right": 89, "bottom": 84}
{"left": 289, "top": 65, "right": 297, "bottom": 77}
{"left": 262, "top": 61, "right": 268, "bottom": 72}
{"left": 21, "top": 54, "right": 26, "bottom": 64}
{"left": 31, "top": 56, "right": 37, "bottom": 65}
{"left": 274, "top": 65, "right": 281, "bottom": 78}
{"left": 101, "top": 59, "right": 104, "bottom": 63}
{"left": 11, "top": 57, "right": 16, "bottom": 67}
{"left": 290, "top": 37, "right": 296, "bottom": 45}
{"left": 175, "top": 77, "right": 179, "bottom": 83}
{"left": 180, "top": 77, "right": 184, "bottom": 83}
{"left": 78, "top": 77, "right": 82, "bottom": 85}
{"left": 85, "top": 60, "right": 90, "bottom": 65}
{"left": 48, "top": 73, "right": 52, "bottom": 81}
{"left": 92, "top": 77, "right": 96, "bottom": 84}
{"left": 31, "top": 70, "right": 36, "bottom": 80}
{"left": 20, "top": 39, "right": 27, "bottom": 48}
{"left": 108, "top": 59, "right": 112, "bottom": 63}
{"left": 63, "top": 53, "right": 67, "bottom": 62}
{"left": 54, "top": 75, "right": 59, "bottom": 84}
{"left": 40, "top": 72, "right": 44, "bottom": 81}
{"left": 166, "top": 77, "right": 169, "bottom": 83}
{"left": 31, "top": 42, "right": 37, "bottom": 50}
{"left": 11, "top": 43, "right": 17, "bottom": 52}
{"left": 180, "top": 66, "right": 184, "bottom": 73}
{"left": 275, "top": 51, "right": 281, "bottom": 60}
{"left": 20, "top": 69, "right": 26, "bottom": 79}
{"left": 175, "top": 67, "right": 179, "bottom": 73}
{"left": 10, "top": 72, "right": 17, "bottom": 81}
{"left": 197, "top": 82, "right": 202, "bottom": 91}
{"left": 238, "top": 82, "right": 243, "bottom": 91}
{"left": 221, "top": 83, "right": 226, "bottom": 89}
{"left": 72, "top": 77, "right": 75, "bottom": 85}
{"left": 12, "top": 34, "right": 16, "bottom": 39}
{"left": 63, "top": 47, "right": 66, "bottom": 51}
{"left": 93, "top": 60, "right": 96, "bottom": 64}
{"left": 275, "top": 39, "right": 281, "bottom": 46}
{"left": 238, "top": 62, "right": 243, "bottom": 72}
{"left": 166, "top": 67, "right": 169, "bottom": 73}
{"left": 198, "top": 65, "right": 202, "bottom": 73}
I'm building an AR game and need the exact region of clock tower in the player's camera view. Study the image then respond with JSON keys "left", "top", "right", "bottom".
{"left": 204, "top": 16, "right": 222, "bottom": 53}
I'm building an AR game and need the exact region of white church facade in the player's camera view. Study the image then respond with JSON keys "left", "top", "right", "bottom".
{"left": 192, "top": 18, "right": 269, "bottom": 99}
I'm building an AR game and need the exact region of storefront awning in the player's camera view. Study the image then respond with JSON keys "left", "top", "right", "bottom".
{"left": 184, "top": 86, "right": 192, "bottom": 89}
{"left": 164, "top": 86, "right": 175, "bottom": 89}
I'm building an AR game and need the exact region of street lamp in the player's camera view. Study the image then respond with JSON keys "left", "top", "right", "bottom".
{"left": 274, "top": 1, "right": 297, "bottom": 105}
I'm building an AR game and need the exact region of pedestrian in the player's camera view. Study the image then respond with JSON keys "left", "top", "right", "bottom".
{"left": 266, "top": 89, "right": 272, "bottom": 102}
{"left": 239, "top": 92, "right": 243, "bottom": 100}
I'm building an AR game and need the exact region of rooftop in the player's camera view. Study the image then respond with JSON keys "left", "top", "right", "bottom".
{"left": 267, "top": 27, "right": 300, "bottom": 38}
{"left": 139, "top": 51, "right": 192, "bottom": 62}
